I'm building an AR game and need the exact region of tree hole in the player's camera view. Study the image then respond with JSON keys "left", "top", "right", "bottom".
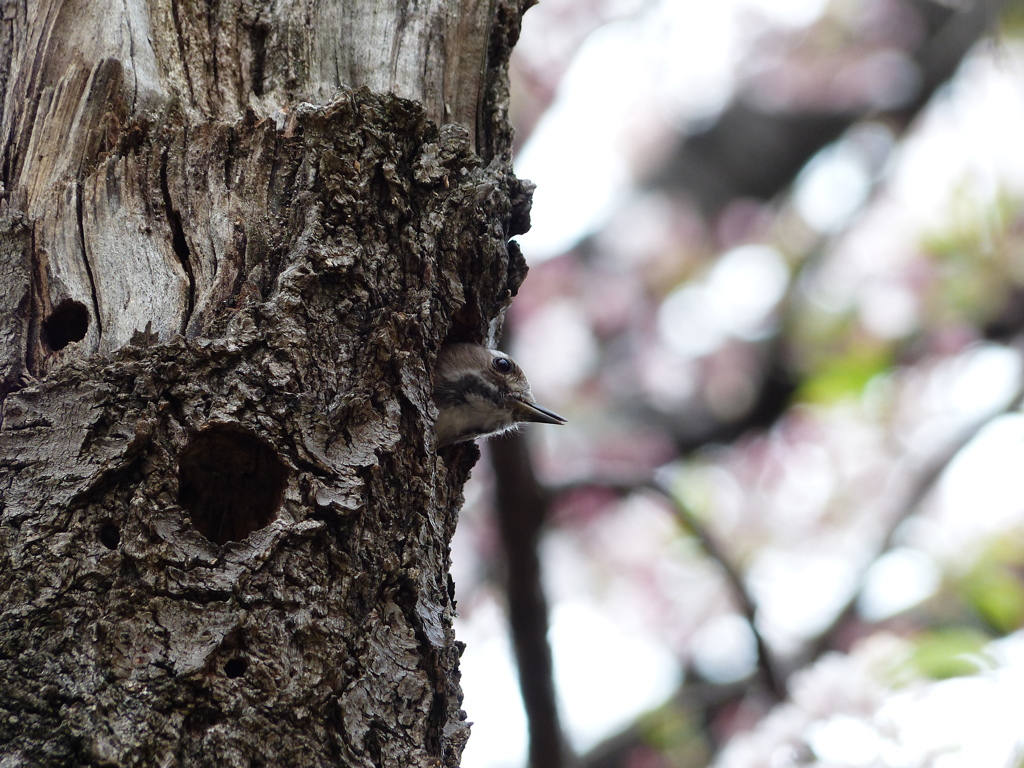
{"left": 98, "top": 523, "right": 120, "bottom": 550}
{"left": 42, "top": 299, "right": 89, "bottom": 351}
{"left": 224, "top": 657, "right": 248, "bottom": 678}
{"left": 178, "top": 426, "right": 286, "bottom": 545}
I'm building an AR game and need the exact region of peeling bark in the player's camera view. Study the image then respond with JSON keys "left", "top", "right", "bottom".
{"left": 0, "top": 0, "right": 532, "bottom": 765}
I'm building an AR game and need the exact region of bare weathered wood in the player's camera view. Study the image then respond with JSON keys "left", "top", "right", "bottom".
{"left": 0, "top": 0, "right": 533, "bottom": 764}
{"left": 3, "top": 0, "right": 522, "bottom": 371}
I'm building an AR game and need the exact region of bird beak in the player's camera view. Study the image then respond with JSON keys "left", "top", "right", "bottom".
{"left": 510, "top": 396, "right": 567, "bottom": 425}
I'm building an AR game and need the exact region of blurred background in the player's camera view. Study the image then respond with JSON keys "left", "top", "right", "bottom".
{"left": 454, "top": 1, "right": 1024, "bottom": 766}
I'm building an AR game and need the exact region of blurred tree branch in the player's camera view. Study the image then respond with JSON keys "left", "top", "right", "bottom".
{"left": 490, "top": 434, "right": 572, "bottom": 768}
{"left": 799, "top": 349, "right": 1024, "bottom": 667}
{"left": 548, "top": 475, "right": 787, "bottom": 703}
{"left": 650, "top": 0, "right": 1008, "bottom": 217}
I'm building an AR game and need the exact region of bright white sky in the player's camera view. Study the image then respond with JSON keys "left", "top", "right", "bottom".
{"left": 458, "top": 2, "right": 1024, "bottom": 767}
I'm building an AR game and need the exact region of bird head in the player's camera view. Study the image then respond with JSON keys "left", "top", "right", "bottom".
{"left": 432, "top": 343, "right": 566, "bottom": 447}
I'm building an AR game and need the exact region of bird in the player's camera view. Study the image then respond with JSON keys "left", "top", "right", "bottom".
{"left": 432, "top": 343, "right": 566, "bottom": 447}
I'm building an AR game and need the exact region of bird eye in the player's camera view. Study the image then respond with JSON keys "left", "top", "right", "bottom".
{"left": 492, "top": 357, "right": 513, "bottom": 375}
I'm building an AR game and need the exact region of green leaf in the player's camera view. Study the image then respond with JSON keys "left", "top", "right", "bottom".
{"left": 908, "top": 628, "right": 991, "bottom": 680}
{"left": 797, "top": 343, "right": 890, "bottom": 404}
{"left": 962, "top": 563, "right": 1024, "bottom": 634}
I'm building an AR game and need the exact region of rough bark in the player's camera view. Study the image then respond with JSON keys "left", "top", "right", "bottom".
{"left": 0, "top": 0, "right": 532, "bottom": 765}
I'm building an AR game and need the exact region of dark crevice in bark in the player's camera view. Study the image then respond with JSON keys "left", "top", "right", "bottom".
{"left": 0, "top": 6, "right": 16, "bottom": 189}
{"left": 25, "top": 225, "right": 43, "bottom": 377}
{"left": 74, "top": 182, "right": 103, "bottom": 342}
{"left": 1, "top": 120, "right": 14, "bottom": 191}
{"left": 223, "top": 126, "right": 234, "bottom": 190}
{"left": 159, "top": 147, "right": 196, "bottom": 325}
{"left": 250, "top": 24, "right": 268, "bottom": 97}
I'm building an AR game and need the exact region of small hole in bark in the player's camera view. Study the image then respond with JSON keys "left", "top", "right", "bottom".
{"left": 178, "top": 425, "right": 286, "bottom": 545}
{"left": 98, "top": 523, "right": 120, "bottom": 549}
{"left": 224, "top": 657, "right": 247, "bottom": 678}
{"left": 42, "top": 299, "right": 89, "bottom": 351}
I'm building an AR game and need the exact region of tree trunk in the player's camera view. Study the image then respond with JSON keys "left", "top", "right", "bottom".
{"left": 0, "top": 1, "right": 532, "bottom": 765}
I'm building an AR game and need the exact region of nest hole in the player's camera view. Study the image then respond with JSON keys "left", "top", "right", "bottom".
{"left": 42, "top": 299, "right": 89, "bottom": 351}
{"left": 224, "top": 657, "right": 248, "bottom": 678}
{"left": 178, "top": 426, "right": 286, "bottom": 545}
{"left": 98, "top": 523, "right": 120, "bottom": 550}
